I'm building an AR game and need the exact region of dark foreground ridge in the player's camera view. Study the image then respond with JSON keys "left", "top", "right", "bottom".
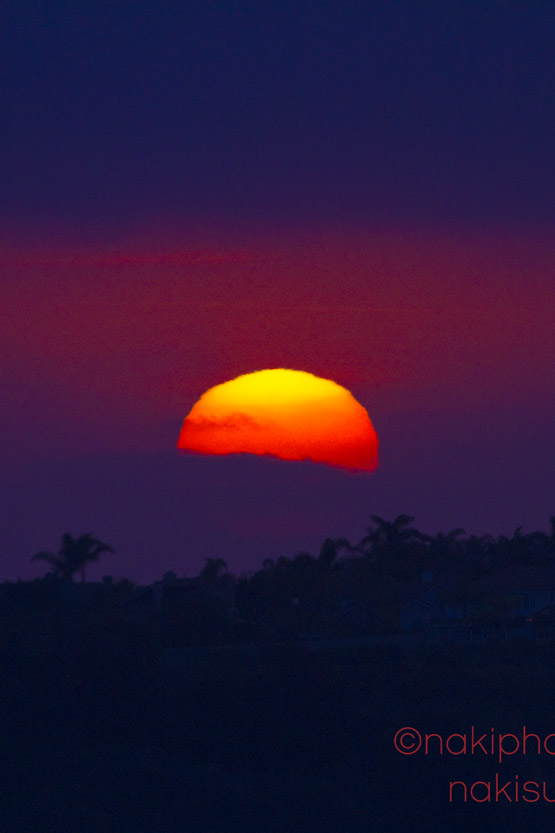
{"left": 3, "top": 514, "right": 555, "bottom": 831}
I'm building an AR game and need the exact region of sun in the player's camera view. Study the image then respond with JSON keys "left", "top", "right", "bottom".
{"left": 177, "top": 369, "right": 378, "bottom": 472}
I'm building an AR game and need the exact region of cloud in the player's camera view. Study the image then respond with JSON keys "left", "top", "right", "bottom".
{"left": 182, "top": 412, "right": 264, "bottom": 432}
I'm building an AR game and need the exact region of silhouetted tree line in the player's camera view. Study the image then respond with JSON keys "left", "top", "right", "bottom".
{"left": 1, "top": 516, "right": 554, "bottom": 831}
{"left": 31, "top": 532, "right": 114, "bottom": 582}
{"left": 27, "top": 515, "right": 555, "bottom": 645}
{"left": 234, "top": 514, "right": 555, "bottom": 640}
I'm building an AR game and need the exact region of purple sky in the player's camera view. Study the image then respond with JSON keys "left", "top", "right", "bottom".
{"left": 2, "top": 2, "right": 554, "bottom": 583}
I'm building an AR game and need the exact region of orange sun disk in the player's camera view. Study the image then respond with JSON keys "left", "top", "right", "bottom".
{"left": 177, "top": 369, "right": 378, "bottom": 472}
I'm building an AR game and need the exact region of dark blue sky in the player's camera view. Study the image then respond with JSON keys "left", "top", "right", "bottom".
{"left": 2, "top": 1, "right": 554, "bottom": 236}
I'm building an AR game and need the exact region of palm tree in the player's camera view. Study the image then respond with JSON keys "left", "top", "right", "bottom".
{"left": 31, "top": 533, "right": 114, "bottom": 582}
{"left": 359, "top": 514, "right": 429, "bottom": 553}
{"left": 461, "top": 533, "right": 496, "bottom": 577}
{"left": 317, "top": 537, "right": 353, "bottom": 568}
{"left": 429, "top": 528, "right": 466, "bottom": 574}
{"left": 199, "top": 557, "right": 228, "bottom": 581}
{"left": 496, "top": 526, "right": 526, "bottom": 566}
{"left": 357, "top": 514, "right": 431, "bottom": 580}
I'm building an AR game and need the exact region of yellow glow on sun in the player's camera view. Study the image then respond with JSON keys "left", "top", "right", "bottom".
{"left": 177, "top": 369, "right": 378, "bottom": 471}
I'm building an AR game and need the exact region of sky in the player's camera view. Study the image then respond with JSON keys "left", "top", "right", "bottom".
{"left": 2, "top": 1, "right": 554, "bottom": 583}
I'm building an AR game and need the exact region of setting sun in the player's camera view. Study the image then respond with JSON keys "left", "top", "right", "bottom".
{"left": 177, "top": 369, "right": 378, "bottom": 471}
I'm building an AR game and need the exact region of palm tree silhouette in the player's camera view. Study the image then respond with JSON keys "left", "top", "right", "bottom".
{"left": 317, "top": 537, "right": 353, "bottom": 568}
{"left": 359, "top": 514, "right": 429, "bottom": 555}
{"left": 31, "top": 533, "right": 114, "bottom": 582}
{"left": 199, "top": 557, "right": 228, "bottom": 581}
{"left": 356, "top": 514, "right": 431, "bottom": 580}
{"left": 429, "top": 528, "right": 466, "bottom": 574}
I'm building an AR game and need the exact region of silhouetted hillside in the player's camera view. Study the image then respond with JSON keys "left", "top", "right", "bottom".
{"left": 3, "top": 515, "right": 555, "bottom": 829}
